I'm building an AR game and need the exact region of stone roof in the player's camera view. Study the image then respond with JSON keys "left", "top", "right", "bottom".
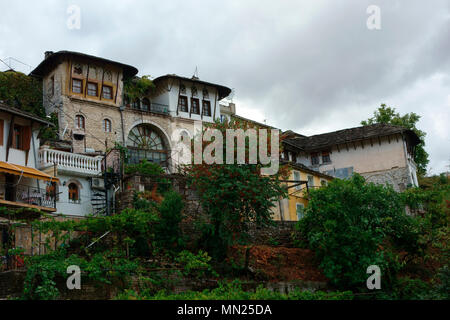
{"left": 30, "top": 50, "right": 138, "bottom": 78}
{"left": 282, "top": 160, "right": 334, "bottom": 180}
{"left": 285, "top": 123, "right": 421, "bottom": 151}
{"left": 153, "top": 74, "right": 232, "bottom": 100}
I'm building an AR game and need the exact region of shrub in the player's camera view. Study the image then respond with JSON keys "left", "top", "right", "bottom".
{"left": 297, "top": 174, "right": 419, "bottom": 289}
{"left": 154, "top": 191, "right": 185, "bottom": 252}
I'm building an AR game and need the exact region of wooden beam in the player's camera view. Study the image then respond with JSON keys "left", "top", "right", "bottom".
{"left": 6, "top": 115, "right": 15, "bottom": 162}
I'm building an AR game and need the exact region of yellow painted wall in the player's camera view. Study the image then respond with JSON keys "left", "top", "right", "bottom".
{"left": 275, "top": 167, "right": 332, "bottom": 221}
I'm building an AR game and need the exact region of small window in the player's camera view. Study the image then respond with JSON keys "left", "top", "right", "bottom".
{"left": 102, "top": 85, "right": 113, "bottom": 99}
{"left": 75, "top": 115, "right": 85, "bottom": 130}
{"left": 220, "top": 115, "right": 227, "bottom": 123}
{"left": 87, "top": 82, "right": 98, "bottom": 96}
{"left": 72, "top": 79, "right": 82, "bottom": 94}
{"left": 296, "top": 203, "right": 305, "bottom": 220}
{"left": 103, "top": 119, "right": 112, "bottom": 133}
{"left": 202, "top": 88, "right": 209, "bottom": 99}
{"left": 307, "top": 175, "right": 315, "bottom": 188}
{"left": 293, "top": 171, "right": 301, "bottom": 190}
{"left": 202, "top": 100, "right": 211, "bottom": 116}
{"left": 191, "top": 98, "right": 200, "bottom": 114}
{"left": 13, "top": 125, "right": 22, "bottom": 149}
{"left": 311, "top": 152, "right": 319, "bottom": 165}
{"left": 322, "top": 151, "right": 331, "bottom": 164}
{"left": 142, "top": 98, "right": 150, "bottom": 111}
{"left": 68, "top": 183, "right": 80, "bottom": 203}
{"left": 321, "top": 180, "right": 328, "bottom": 186}
{"left": 178, "top": 96, "right": 188, "bottom": 112}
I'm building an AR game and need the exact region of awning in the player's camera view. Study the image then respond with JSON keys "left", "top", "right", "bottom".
{"left": 0, "top": 161, "right": 59, "bottom": 183}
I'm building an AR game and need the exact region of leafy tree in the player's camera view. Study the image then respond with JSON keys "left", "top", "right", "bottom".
{"left": 0, "top": 70, "right": 43, "bottom": 116}
{"left": 297, "top": 174, "right": 419, "bottom": 289}
{"left": 186, "top": 119, "right": 288, "bottom": 261}
{"left": 361, "top": 104, "right": 429, "bottom": 175}
{"left": 123, "top": 75, "right": 155, "bottom": 101}
{"left": 154, "top": 191, "right": 185, "bottom": 252}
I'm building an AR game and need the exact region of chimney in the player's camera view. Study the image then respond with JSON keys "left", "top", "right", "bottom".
{"left": 44, "top": 51, "right": 54, "bottom": 59}
{"left": 228, "top": 102, "right": 236, "bottom": 114}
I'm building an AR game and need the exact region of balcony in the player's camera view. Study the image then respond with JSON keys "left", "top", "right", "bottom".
{"left": 38, "top": 148, "right": 103, "bottom": 176}
{"left": 0, "top": 183, "right": 56, "bottom": 213}
{"left": 128, "top": 102, "right": 170, "bottom": 116}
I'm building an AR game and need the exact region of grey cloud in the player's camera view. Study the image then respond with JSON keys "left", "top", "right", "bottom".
{"left": 0, "top": 0, "right": 448, "bottom": 172}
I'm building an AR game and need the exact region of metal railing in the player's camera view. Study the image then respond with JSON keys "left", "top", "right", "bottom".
{"left": 2, "top": 183, "right": 56, "bottom": 209}
{"left": 130, "top": 102, "right": 169, "bottom": 115}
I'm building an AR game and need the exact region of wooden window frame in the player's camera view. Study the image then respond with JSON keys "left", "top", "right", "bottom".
{"left": 103, "top": 119, "right": 112, "bottom": 133}
{"left": 72, "top": 78, "right": 83, "bottom": 94}
{"left": 87, "top": 82, "right": 98, "bottom": 97}
{"left": 191, "top": 98, "right": 200, "bottom": 115}
{"left": 296, "top": 203, "right": 305, "bottom": 220}
{"left": 68, "top": 183, "right": 80, "bottom": 203}
{"left": 102, "top": 85, "right": 113, "bottom": 100}
{"left": 311, "top": 152, "right": 319, "bottom": 165}
{"left": 202, "top": 100, "right": 211, "bottom": 116}
{"left": 178, "top": 96, "right": 188, "bottom": 112}
{"left": 75, "top": 115, "right": 85, "bottom": 130}
{"left": 322, "top": 151, "right": 331, "bottom": 164}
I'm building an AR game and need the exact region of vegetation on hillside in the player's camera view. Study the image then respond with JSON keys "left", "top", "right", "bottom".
{"left": 296, "top": 173, "right": 449, "bottom": 299}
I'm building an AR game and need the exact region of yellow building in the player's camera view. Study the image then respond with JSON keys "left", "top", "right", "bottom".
{"left": 272, "top": 162, "right": 334, "bottom": 221}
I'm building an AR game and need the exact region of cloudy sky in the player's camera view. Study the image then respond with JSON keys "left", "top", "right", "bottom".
{"left": 0, "top": 0, "right": 449, "bottom": 173}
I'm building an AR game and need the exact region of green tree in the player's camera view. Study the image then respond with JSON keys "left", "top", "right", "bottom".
{"left": 186, "top": 119, "right": 288, "bottom": 261}
{"left": 297, "top": 174, "right": 419, "bottom": 289}
{"left": 0, "top": 70, "right": 43, "bottom": 116}
{"left": 361, "top": 104, "right": 429, "bottom": 175}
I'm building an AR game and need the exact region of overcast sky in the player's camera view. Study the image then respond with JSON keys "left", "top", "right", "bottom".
{"left": 0, "top": 0, "right": 449, "bottom": 174}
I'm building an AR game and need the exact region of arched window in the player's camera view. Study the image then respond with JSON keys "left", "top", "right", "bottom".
{"left": 126, "top": 124, "right": 167, "bottom": 166}
{"left": 75, "top": 115, "right": 85, "bottom": 130}
{"left": 142, "top": 98, "right": 150, "bottom": 111}
{"left": 68, "top": 183, "right": 80, "bottom": 203}
{"left": 103, "top": 119, "right": 112, "bottom": 132}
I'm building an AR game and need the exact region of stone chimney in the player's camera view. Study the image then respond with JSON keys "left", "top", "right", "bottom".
{"left": 44, "top": 51, "right": 54, "bottom": 59}
{"left": 228, "top": 102, "right": 236, "bottom": 114}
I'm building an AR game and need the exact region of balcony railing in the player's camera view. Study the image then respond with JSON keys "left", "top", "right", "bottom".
{"left": 129, "top": 102, "right": 170, "bottom": 115}
{"left": 0, "top": 183, "right": 56, "bottom": 209}
{"left": 38, "top": 148, "right": 103, "bottom": 176}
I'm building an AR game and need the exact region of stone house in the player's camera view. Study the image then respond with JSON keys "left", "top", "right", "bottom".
{"left": 283, "top": 123, "right": 421, "bottom": 192}
{"left": 29, "top": 50, "right": 232, "bottom": 217}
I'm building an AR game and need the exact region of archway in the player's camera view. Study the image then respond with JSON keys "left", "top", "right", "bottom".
{"left": 126, "top": 124, "right": 169, "bottom": 168}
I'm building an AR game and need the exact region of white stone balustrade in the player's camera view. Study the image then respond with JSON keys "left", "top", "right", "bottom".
{"left": 38, "top": 148, "right": 103, "bottom": 176}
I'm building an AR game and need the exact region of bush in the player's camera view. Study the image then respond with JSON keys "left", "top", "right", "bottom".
{"left": 175, "top": 250, "right": 217, "bottom": 279}
{"left": 297, "top": 174, "right": 419, "bottom": 289}
{"left": 116, "top": 280, "right": 354, "bottom": 300}
{"left": 154, "top": 191, "right": 185, "bottom": 252}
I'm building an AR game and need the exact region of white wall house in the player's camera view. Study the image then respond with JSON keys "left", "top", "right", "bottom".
{"left": 0, "top": 103, "right": 59, "bottom": 213}
{"left": 283, "top": 123, "right": 421, "bottom": 191}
